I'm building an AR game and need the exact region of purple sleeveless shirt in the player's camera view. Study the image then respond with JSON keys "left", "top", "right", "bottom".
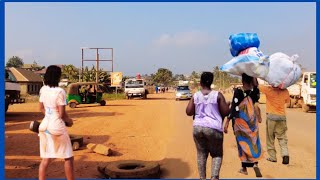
{"left": 193, "top": 91, "right": 223, "bottom": 132}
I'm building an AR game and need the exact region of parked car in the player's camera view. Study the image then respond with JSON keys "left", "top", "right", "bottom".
{"left": 175, "top": 86, "right": 192, "bottom": 101}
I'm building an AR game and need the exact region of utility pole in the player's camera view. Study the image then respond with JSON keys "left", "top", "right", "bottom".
{"left": 96, "top": 49, "right": 99, "bottom": 83}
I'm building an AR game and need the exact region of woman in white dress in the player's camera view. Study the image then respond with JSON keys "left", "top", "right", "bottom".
{"left": 38, "top": 65, "right": 74, "bottom": 180}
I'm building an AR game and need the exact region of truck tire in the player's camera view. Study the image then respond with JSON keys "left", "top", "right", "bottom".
{"left": 302, "top": 101, "right": 310, "bottom": 112}
{"left": 286, "top": 99, "right": 291, "bottom": 108}
{"left": 104, "top": 160, "right": 160, "bottom": 179}
{"left": 286, "top": 98, "right": 295, "bottom": 108}
{"left": 290, "top": 98, "right": 296, "bottom": 108}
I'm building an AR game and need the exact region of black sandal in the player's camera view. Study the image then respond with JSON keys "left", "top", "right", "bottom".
{"left": 266, "top": 157, "right": 277, "bottom": 163}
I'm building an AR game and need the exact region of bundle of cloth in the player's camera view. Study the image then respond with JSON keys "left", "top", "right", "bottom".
{"left": 221, "top": 33, "right": 302, "bottom": 89}
{"left": 220, "top": 33, "right": 270, "bottom": 79}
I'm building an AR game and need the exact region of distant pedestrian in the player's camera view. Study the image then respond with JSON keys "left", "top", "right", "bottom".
{"left": 155, "top": 86, "right": 159, "bottom": 94}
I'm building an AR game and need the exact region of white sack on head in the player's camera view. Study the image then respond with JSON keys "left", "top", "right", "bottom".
{"left": 265, "top": 52, "right": 302, "bottom": 89}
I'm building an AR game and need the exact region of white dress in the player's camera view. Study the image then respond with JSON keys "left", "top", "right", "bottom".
{"left": 38, "top": 86, "right": 73, "bottom": 159}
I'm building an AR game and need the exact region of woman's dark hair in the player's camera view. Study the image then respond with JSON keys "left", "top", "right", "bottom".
{"left": 242, "top": 73, "right": 253, "bottom": 85}
{"left": 200, "top": 72, "right": 214, "bottom": 88}
{"left": 44, "top": 65, "right": 62, "bottom": 87}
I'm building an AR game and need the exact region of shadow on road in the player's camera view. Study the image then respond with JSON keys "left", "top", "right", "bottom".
{"left": 159, "top": 158, "right": 191, "bottom": 178}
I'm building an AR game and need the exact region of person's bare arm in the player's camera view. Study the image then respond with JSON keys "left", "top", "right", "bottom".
{"left": 39, "top": 103, "right": 45, "bottom": 115}
{"left": 186, "top": 97, "right": 195, "bottom": 116}
{"left": 253, "top": 77, "right": 259, "bottom": 87}
{"left": 58, "top": 105, "right": 73, "bottom": 127}
{"left": 218, "top": 92, "right": 230, "bottom": 118}
{"left": 224, "top": 118, "right": 230, "bottom": 134}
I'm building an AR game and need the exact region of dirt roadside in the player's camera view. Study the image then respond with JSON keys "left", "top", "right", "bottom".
{"left": 5, "top": 93, "right": 316, "bottom": 178}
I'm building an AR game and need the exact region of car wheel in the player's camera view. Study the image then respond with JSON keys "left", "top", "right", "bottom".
{"left": 302, "top": 102, "right": 310, "bottom": 113}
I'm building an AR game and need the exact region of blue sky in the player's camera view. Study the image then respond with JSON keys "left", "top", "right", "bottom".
{"left": 5, "top": 2, "right": 316, "bottom": 76}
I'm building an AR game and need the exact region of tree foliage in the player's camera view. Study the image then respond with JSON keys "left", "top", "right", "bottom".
{"left": 81, "top": 65, "right": 110, "bottom": 83}
{"left": 213, "top": 66, "right": 240, "bottom": 89}
{"left": 31, "top": 60, "right": 45, "bottom": 71}
{"left": 152, "top": 68, "right": 173, "bottom": 86}
{"left": 6, "top": 56, "right": 24, "bottom": 68}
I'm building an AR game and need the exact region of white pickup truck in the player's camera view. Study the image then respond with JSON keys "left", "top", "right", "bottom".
{"left": 287, "top": 72, "right": 316, "bottom": 112}
{"left": 124, "top": 78, "right": 148, "bottom": 99}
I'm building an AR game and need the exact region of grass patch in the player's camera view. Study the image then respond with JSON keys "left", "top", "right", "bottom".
{"left": 102, "top": 93, "right": 126, "bottom": 101}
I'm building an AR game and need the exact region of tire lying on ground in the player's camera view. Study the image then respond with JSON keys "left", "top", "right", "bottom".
{"left": 103, "top": 160, "right": 160, "bottom": 178}
{"left": 69, "top": 135, "right": 84, "bottom": 151}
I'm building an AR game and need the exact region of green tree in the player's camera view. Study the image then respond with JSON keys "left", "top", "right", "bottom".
{"left": 174, "top": 74, "right": 186, "bottom": 81}
{"left": 6, "top": 56, "right": 24, "bottom": 68}
{"left": 152, "top": 68, "right": 173, "bottom": 86}
{"left": 213, "top": 66, "right": 240, "bottom": 89}
{"left": 122, "top": 76, "right": 130, "bottom": 82}
{"left": 98, "top": 69, "right": 110, "bottom": 83}
{"left": 81, "top": 65, "right": 110, "bottom": 83}
{"left": 31, "top": 60, "right": 45, "bottom": 71}
{"left": 190, "top": 71, "right": 200, "bottom": 80}
{"left": 62, "top": 64, "right": 79, "bottom": 82}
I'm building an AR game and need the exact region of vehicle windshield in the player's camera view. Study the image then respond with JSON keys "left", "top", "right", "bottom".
{"left": 177, "top": 86, "right": 189, "bottom": 91}
{"left": 310, "top": 73, "right": 316, "bottom": 88}
{"left": 125, "top": 80, "right": 143, "bottom": 88}
{"left": 126, "top": 80, "right": 143, "bottom": 85}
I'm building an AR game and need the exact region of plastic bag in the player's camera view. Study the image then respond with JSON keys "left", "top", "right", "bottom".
{"left": 265, "top": 52, "right": 302, "bottom": 89}
{"left": 229, "top": 33, "right": 260, "bottom": 57}
{"left": 220, "top": 47, "right": 270, "bottom": 78}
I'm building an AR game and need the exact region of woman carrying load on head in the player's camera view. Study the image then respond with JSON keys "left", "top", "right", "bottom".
{"left": 224, "top": 73, "right": 263, "bottom": 177}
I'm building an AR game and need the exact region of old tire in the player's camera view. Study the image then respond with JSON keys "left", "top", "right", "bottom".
{"left": 29, "top": 120, "right": 40, "bottom": 133}
{"left": 100, "top": 100, "right": 106, "bottom": 106}
{"left": 70, "top": 135, "right": 83, "bottom": 150}
{"left": 69, "top": 102, "right": 77, "bottom": 108}
{"left": 104, "top": 160, "right": 160, "bottom": 178}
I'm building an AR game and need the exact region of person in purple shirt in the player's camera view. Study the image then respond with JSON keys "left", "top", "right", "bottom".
{"left": 186, "top": 72, "right": 230, "bottom": 180}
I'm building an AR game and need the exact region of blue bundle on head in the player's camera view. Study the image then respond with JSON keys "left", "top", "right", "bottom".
{"left": 229, "top": 33, "right": 260, "bottom": 57}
